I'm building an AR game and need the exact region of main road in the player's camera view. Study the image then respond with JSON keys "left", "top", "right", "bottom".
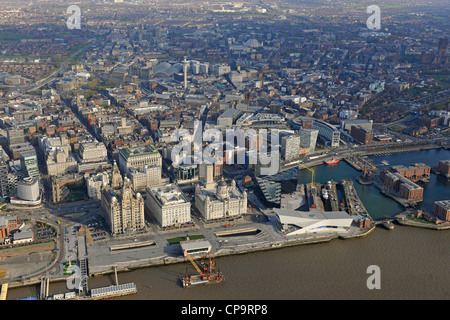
{"left": 279, "top": 139, "right": 444, "bottom": 173}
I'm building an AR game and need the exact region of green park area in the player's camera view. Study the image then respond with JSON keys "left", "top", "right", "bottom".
{"left": 167, "top": 234, "right": 205, "bottom": 245}
{"left": 65, "top": 185, "right": 88, "bottom": 203}
{"left": 63, "top": 261, "right": 78, "bottom": 275}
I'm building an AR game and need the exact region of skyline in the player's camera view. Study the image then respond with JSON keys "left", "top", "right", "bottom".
{"left": 0, "top": 0, "right": 448, "bottom": 304}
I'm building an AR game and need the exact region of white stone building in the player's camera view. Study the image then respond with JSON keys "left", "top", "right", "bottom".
{"left": 79, "top": 141, "right": 108, "bottom": 163}
{"left": 145, "top": 184, "right": 191, "bottom": 228}
{"left": 86, "top": 172, "right": 110, "bottom": 200}
{"left": 195, "top": 178, "right": 247, "bottom": 221}
{"left": 128, "top": 165, "right": 162, "bottom": 192}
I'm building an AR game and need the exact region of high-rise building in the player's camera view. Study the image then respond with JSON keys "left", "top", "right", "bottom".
{"left": 20, "top": 150, "right": 40, "bottom": 182}
{"left": 299, "top": 128, "right": 319, "bottom": 153}
{"left": 128, "top": 165, "right": 162, "bottom": 191}
{"left": 101, "top": 178, "right": 145, "bottom": 235}
{"left": 350, "top": 126, "right": 373, "bottom": 145}
{"left": 111, "top": 160, "right": 123, "bottom": 190}
{"left": 118, "top": 145, "right": 162, "bottom": 191}
{"left": 86, "top": 172, "right": 110, "bottom": 200}
{"left": 16, "top": 177, "right": 40, "bottom": 201}
{"left": 79, "top": 141, "right": 108, "bottom": 163}
{"left": 183, "top": 56, "right": 189, "bottom": 90}
{"left": 0, "top": 152, "right": 8, "bottom": 197}
{"left": 6, "top": 128, "right": 24, "bottom": 146}
{"left": 310, "top": 119, "right": 340, "bottom": 148}
{"left": 199, "top": 162, "right": 215, "bottom": 189}
{"left": 280, "top": 134, "right": 300, "bottom": 162}
{"left": 39, "top": 135, "right": 77, "bottom": 176}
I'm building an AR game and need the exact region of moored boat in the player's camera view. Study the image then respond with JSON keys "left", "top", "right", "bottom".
{"left": 382, "top": 220, "right": 394, "bottom": 230}
{"left": 325, "top": 157, "right": 340, "bottom": 165}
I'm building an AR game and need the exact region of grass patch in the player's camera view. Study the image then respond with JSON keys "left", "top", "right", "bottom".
{"left": 432, "top": 75, "right": 450, "bottom": 87}
{"left": 0, "top": 32, "right": 27, "bottom": 41}
{"left": 167, "top": 234, "right": 205, "bottom": 245}
{"left": 63, "top": 261, "right": 78, "bottom": 275}
{"left": 64, "top": 185, "right": 88, "bottom": 203}
{"left": 63, "top": 260, "right": 77, "bottom": 266}
{"left": 407, "top": 216, "right": 435, "bottom": 224}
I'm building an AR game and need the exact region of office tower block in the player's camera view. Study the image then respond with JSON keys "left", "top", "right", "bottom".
{"left": 281, "top": 134, "right": 301, "bottom": 162}
{"left": 7, "top": 128, "right": 24, "bottom": 146}
{"left": 0, "top": 155, "right": 8, "bottom": 197}
{"left": 20, "top": 150, "right": 40, "bottom": 182}
{"left": 299, "top": 128, "right": 319, "bottom": 153}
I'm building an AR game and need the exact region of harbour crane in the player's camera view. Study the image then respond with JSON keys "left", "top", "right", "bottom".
{"left": 185, "top": 253, "right": 206, "bottom": 278}
{"left": 298, "top": 163, "right": 316, "bottom": 189}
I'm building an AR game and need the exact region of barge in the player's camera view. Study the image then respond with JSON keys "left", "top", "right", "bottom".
{"left": 181, "top": 254, "right": 224, "bottom": 288}
{"left": 182, "top": 272, "right": 224, "bottom": 288}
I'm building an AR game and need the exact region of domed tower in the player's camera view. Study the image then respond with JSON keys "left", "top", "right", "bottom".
{"left": 216, "top": 178, "right": 229, "bottom": 200}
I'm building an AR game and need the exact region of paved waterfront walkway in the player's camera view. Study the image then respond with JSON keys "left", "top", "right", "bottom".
{"left": 86, "top": 211, "right": 372, "bottom": 275}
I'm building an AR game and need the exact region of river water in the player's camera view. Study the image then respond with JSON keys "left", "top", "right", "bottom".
{"left": 7, "top": 149, "right": 450, "bottom": 300}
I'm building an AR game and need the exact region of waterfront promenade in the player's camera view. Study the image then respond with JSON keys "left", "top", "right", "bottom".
{"left": 3, "top": 204, "right": 375, "bottom": 292}
{"left": 85, "top": 211, "right": 375, "bottom": 277}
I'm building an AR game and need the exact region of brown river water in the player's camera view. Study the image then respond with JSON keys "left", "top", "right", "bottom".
{"left": 8, "top": 224, "right": 450, "bottom": 300}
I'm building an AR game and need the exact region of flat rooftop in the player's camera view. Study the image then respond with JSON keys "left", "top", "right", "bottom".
{"left": 147, "top": 184, "right": 189, "bottom": 206}
{"left": 218, "top": 108, "right": 242, "bottom": 119}
{"left": 435, "top": 200, "right": 450, "bottom": 210}
{"left": 120, "top": 145, "right": 158, "bottom": 158}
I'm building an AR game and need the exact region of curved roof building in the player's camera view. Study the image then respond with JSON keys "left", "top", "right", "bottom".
{"left": 17, "top": 177, "right": 40, "bottom": 201}
{"left": 274, "top": 208, "right": 353, "bottom": 236}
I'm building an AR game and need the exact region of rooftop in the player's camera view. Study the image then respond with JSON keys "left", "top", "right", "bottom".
{"left": 120, "top": 145, "right": 158, "bottom": 158}
{"left": 435, "top": 200, "right": 450, "bottom": 210}
{"left": 148, "top": 184, "right": 189, "bottom": 207}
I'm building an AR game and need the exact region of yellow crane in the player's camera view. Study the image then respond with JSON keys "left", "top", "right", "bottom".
{"left": 298, "top": 163, "right": 315, "bottom": 189}
{"left": 185, "top": 253, "right": 205, "bottom": 277}
{"left": 0, "top": 283, "right": 8, "bottom": 300}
